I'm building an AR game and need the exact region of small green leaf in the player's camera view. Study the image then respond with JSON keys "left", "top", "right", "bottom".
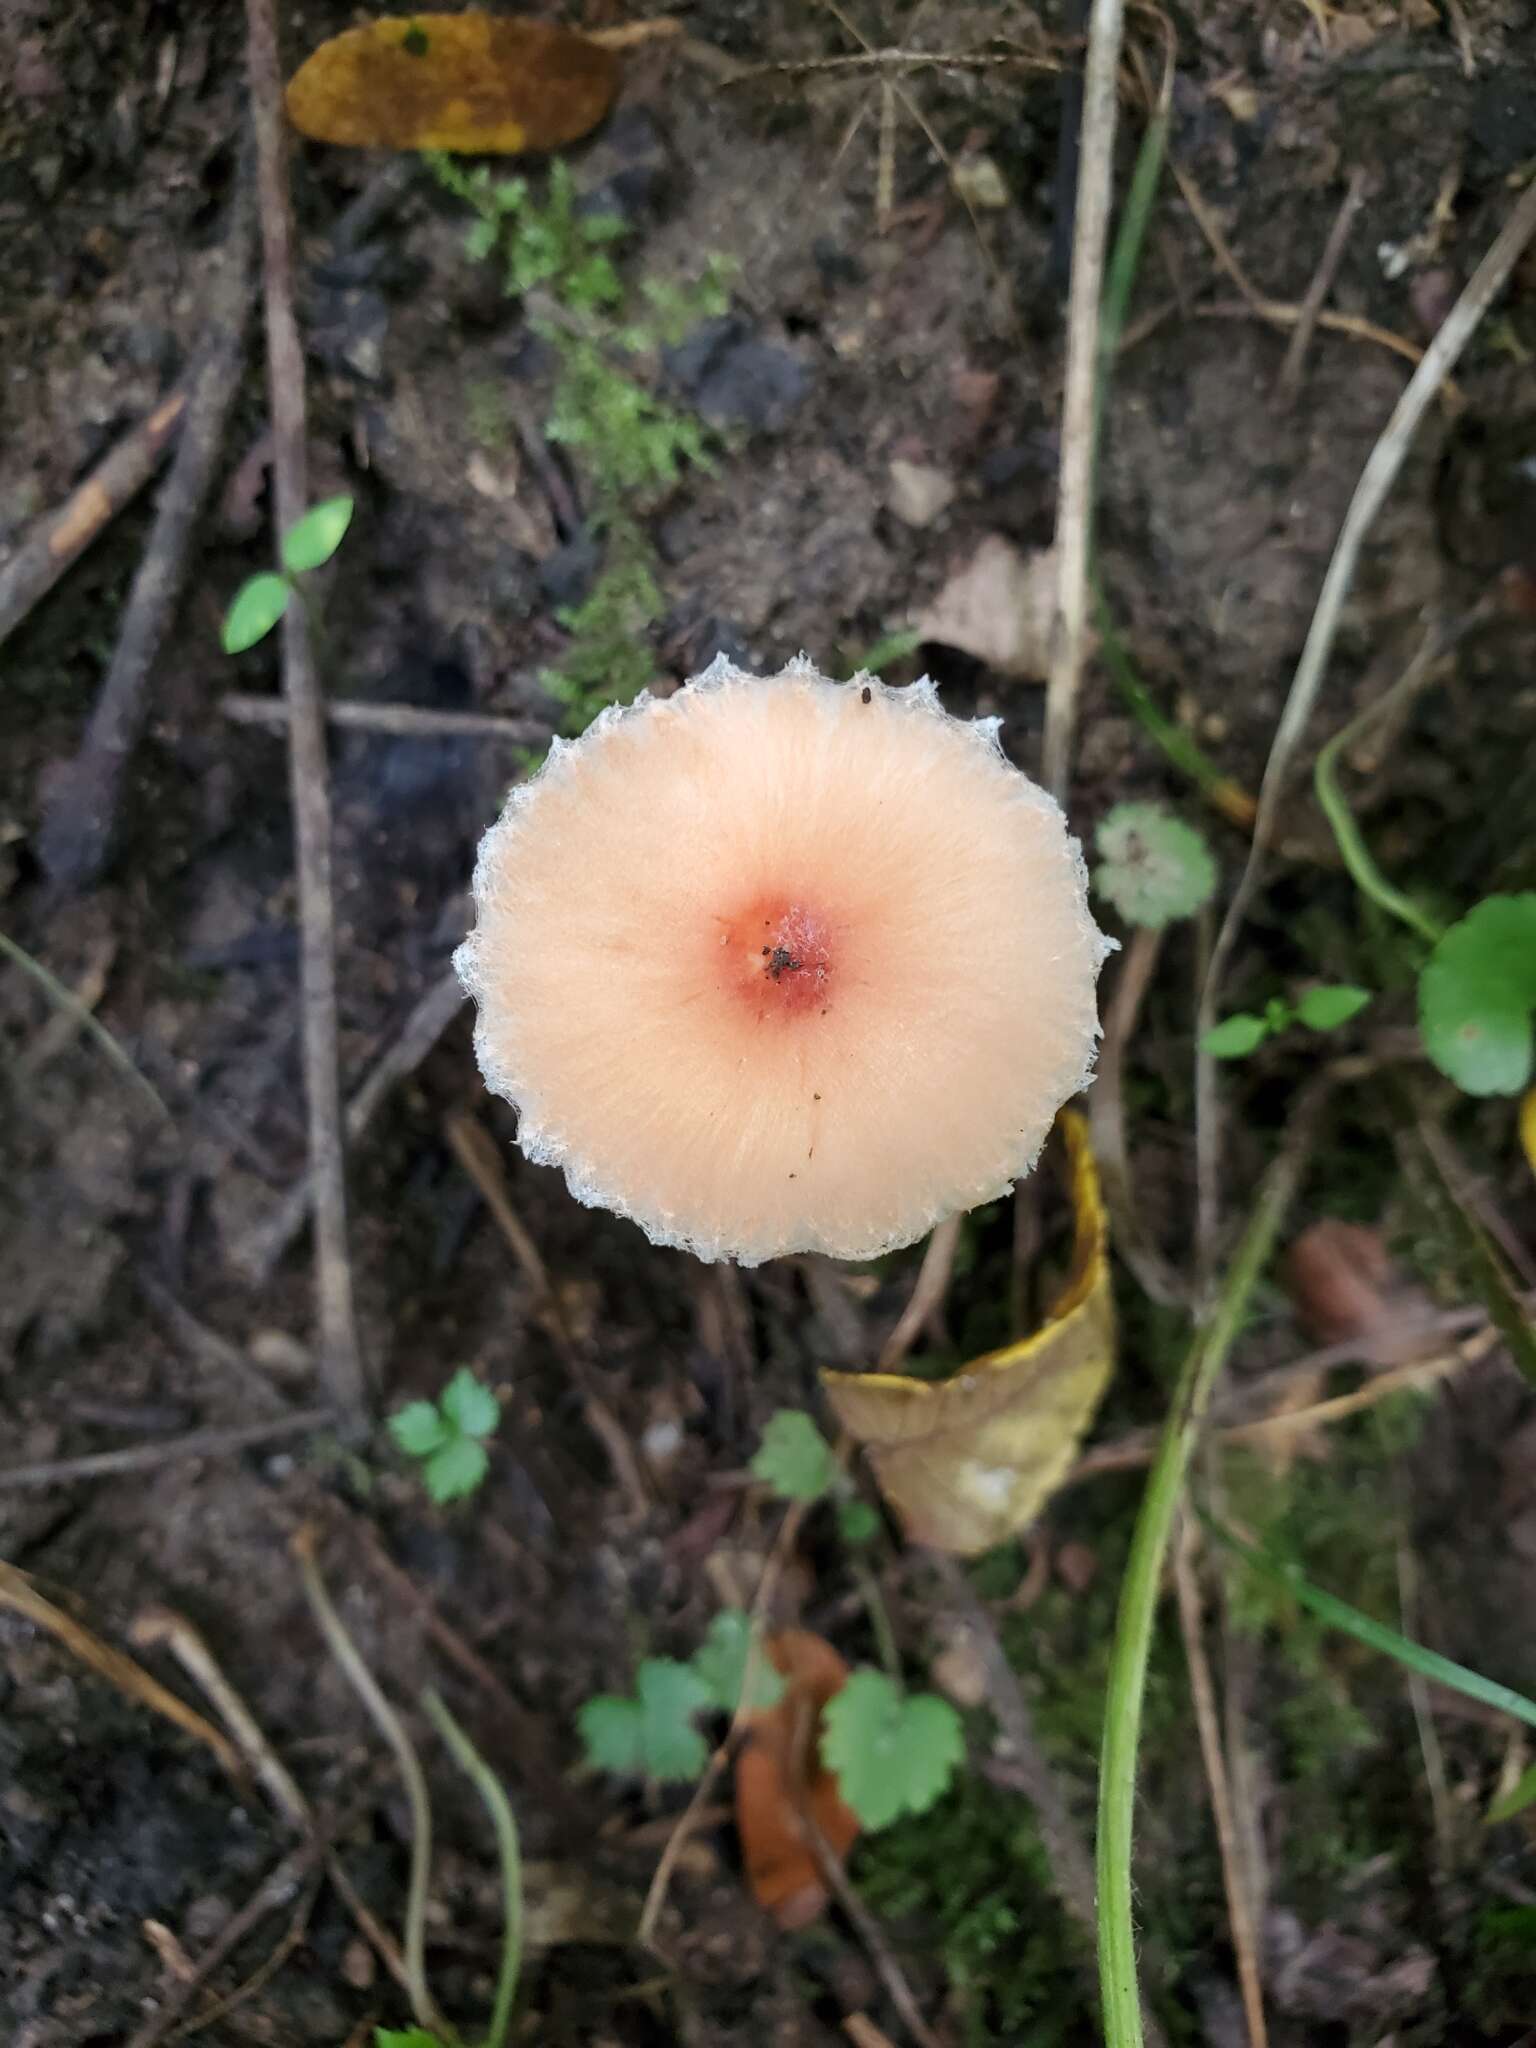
{"left": 750, "top": 1408, "right": 838, "bottom": 1502}
{"left": 635, "top": 1659, "right": 714, "bottom": 1781}
{"left": 1419, "top": 894, "right": 1536, "bottom": 1097}
{"left": 281, "top": 495, "right": 354, "bottom": 576}
{"left": 376, "top": 2030, "right": 447, "bottom": 2048}
{"left": 423, "top": 1435, "right": 489, "bottom": 1504}
{"left": 577, "top": 1693, "right": 644, "bottom": 1776}
{"left": 1094, "top": 801, "right": 1218, "bottom": 929}
{"left": 821, "top": 1669, "right": 964, "bottom": 1830}
{"left": 439, "top": 1366, "right": 500, "bottom": 1440}
{"left": 1202, "top": 1013, "right": 1270, "bottom": 1060}
{"left": 388, "top": 1400, "right": 450, "bottom": 1458}
{"left": 691, "top": 1609, "right": 786, "bottom": 1714}
{"left": 222, "top": 572, "right": 290, "bottom": 653}
{"left": 838, "top": 1500, "right": 880, "bottom": 1546}
{"left": 1296, "top": 984, "right": 1372, "bottom": 1031}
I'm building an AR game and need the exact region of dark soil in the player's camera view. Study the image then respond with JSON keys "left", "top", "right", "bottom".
{"left": 3, "top": 2, "right": 1536, "bottom": 2044}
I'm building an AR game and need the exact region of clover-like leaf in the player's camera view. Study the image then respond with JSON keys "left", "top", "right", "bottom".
{"left": 1419, "top": 894, "right": 1536, "bottom": 1097}
{"left": 222, "top": 572, "right": 291, "bottom": 653}
{"left": 1202, "top": 1013, "right": 1270, "bottom": 1060}
{"left": 388, "top": 1399, "right": 450, "bottom": 1458}
{"left": 838, "top": 1500, "right": 880, "bottom": 1546}
{"left": 1296, "top": 984, "right": 1372, "bottom": 1032}
{"left": 1094, "top": 802, "right": 1217, "bottom": 930}
{"left": 750, "top": 1409, "right": 838, "bottom": 1502}
{"left": 438, "top": 1365, "right": 501, "bottom": 1439}
{"left": 576, "top": 1692, "right": 644, "bottom": 1777}
{"left": 820, "top": 1669, "right": 964, "bottom": 1830}
{"left": 691, "top": 1609, "right": 786, "bottom": 1715}
{"left": 281, "top": 494, "right": 354, "bottom": 575}
{"left": 422, "top": 1434, "right": 490, "bottom": 1504}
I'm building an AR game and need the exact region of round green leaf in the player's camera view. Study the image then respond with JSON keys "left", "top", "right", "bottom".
{"left": 1094, "top": 802, "right": 1217, "bottom": 929}
{"left": 1202, "top": 1013, "right": 1269, "bottom": 1060}
{"left": 1419, "top": 894, "right": 1536, "bottom": 1097}
{"left": 281, "top": 494, "right": 354, "bottom": 576}
{"left": 222, "top": 572, "right": 291, "bottom": 653}
{"left": 1296, "top": 984, "right": 1372, "bottom": 1032}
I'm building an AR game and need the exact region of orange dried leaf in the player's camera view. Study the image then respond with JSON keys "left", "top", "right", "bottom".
{"left": 285, "top": 14, "right": 618, "bottom": 154}
{"left": 821, "top": 1109, "right": 1114, "bottom": 1556}
{"left": 735, "top": 1630, "right": 860, "bottom": 1930}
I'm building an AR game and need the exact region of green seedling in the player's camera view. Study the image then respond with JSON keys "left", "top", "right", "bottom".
{"left": 749, "top": 1405, "right": 881, "bottom": 1544}
{"left": 1093, "top": 801, "right": 1217, "bottom": 929}
{"left": 389, "top": 1367, "right": 502, "bottom": 1504}
{"left": 222, "top": 495, "right": 354, "bottom": 653}
{"left": 1203, "top": 982, "right": 1372, "bottom": 1060}
{"left": 1418, "top": 893, "right": 1536, "bottom": 1097}
{"left": 577, "top": 1607, "right": 785, "bottom": 1783}
{"left": 821, "top": 1668, "right": 965, "bottom": 1830}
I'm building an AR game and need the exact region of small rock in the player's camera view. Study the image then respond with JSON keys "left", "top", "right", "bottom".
{"left": 575, "top": 106, "right": 675, "bottom": 230}
{"left": 930, "top": 1620, "right": 990, "bottom": 1708}
{"left": 341, "top": 1937, "right": 376, "bottom": 1990}
{"left": 886, "top": 458, "right": 956, "bottom": 529}
{"left": 664, "top": 317, "right": 811, "bottom": 433}
{"left": 951, "top": 153, "right": 1011, "bottom": 211}
{"left": 917, "top": 534, "right": 1059, "bottom": 680}
{"left": 1409, "top": 266, "right": 1457, "bottom": 338}
{"left": 308, "top": 285, "right": 389, "bottom": 383}
{"left": 248, "top": 1329, "right": 313, "bottom": 1387}
{"left": 539, "top": 531, "right": 601, "bottom": 610}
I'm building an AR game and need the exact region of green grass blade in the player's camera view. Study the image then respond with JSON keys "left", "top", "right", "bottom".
{"left": 1488, "top": 1760, "right": 1536, "bottom": 1825}
{"left": 1206, "top": 1514, "right": 1536, "bottom": 1736}
{"left": 1097, "top": 1132, "right": 1312, "bottom": 2047}
{"left": 0, "top": 928, "right": 170, "bottom": 1122}
{"left": 1313, "top": 666, "right": 1445, "bottom": 947}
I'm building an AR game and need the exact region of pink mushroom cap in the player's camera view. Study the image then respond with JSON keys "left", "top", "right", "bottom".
{"left": 456, "top": 657, "right": 1112, "bottom": 1265}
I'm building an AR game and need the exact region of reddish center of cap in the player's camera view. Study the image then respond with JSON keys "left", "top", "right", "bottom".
{"left": 720, "top": 898, "right": 834, "bottom": 1020}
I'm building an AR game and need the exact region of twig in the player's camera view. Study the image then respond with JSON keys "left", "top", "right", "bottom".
{"left": 1194, "top": 174, "right": 1536, "bottom": 1269}
{"left": 876, "top": 1216, "right": 961, "bottom": 1370}
{"left": 638, "top": 1495, "right": 813, "bottom": 1946}
{"left": 244, "top": 0, "right": 367, "bottom": 1414}
{"left": 232, "top": 969, "right": 467, "bottom": 1284}
{"left": 0, "top": 927, "right": 169, "bottom": 1122}
{"left": 1088, "top": 926, "right": 1186, "bottom": 1309}
{"left": 1275, "top": 168, "right": 1367, "bottom": 405}
{"left": 36, "top": 163, "right": 257, "bottom": 887}
{"left": 223, "top": 694, "right": 551, "bottom": 744}
{"left": 161, "top": 1869, "right": 322, "bottom": 2044}
{"left": 0, "top": 1560, "right": 241, "bottom": 1780}
{"left": 1173, "top": 1522, "right": 1268, "bottom": 2048}
{"left": 445, "top": 1112, "right": 651, "bottom": 1517}
{"left": 803, "top": 1809, "right": 943, "bottom": 2048}
{"left": 0, "top": 385, "right": 190, "bottom": 649}
{"left": 1043, "top": 0, "right": 1125, "bottom": 798}
{"left": 131, "top": 1606, "right": 310, "bottom": 1828}
{"left": 1097, "top": 1092, "right": 1323, "bottom": 2048}
{"left": 124, "top": 1843, "right": 317, "bottom": 2048}
{"left": 0, "top": 1407, "right": 335, "bottom": 1492}
{"left": 293, "top": 1524, "right": 451, "bottom": 2041}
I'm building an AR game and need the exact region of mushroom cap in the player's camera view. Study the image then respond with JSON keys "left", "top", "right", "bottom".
{"left": 456, "top": 658, "right": 1112, "bottom": 1265}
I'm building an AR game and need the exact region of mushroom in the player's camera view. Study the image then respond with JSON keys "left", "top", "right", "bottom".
{"left": 456, "top": 657, "right": 1112, "bottom": 1265}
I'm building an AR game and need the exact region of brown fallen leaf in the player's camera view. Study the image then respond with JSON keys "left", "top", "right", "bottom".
{"left": 822, "top": 1110, "right": 1114, "bottom": 1555}
{"left": 736, "top": 1630, "right": 860, "bottom": 1929}
{"left": 914, "top": 534, "right": 1059, "bottom": 681}
{"left": 285, "top": 14, "right": 618, "bottom": 154}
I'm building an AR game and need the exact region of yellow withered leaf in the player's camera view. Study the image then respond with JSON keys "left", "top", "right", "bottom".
{"left": 821, "top": 1110, "right": 1114, "bottom": 1557}
{"left": 285, "top": 14, "right": 618, "bottom": 154}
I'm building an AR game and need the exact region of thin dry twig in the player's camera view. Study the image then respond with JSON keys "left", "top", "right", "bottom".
{"left": 1043, "top": 0, "right": 1125, "bottom": 798}
{"left": 131, "top": 1606, "right": 310, "bottom": 1827}
{"left": 222, "top": 694, "right": 551, "bottom": 744}
{"left": 0, "top": 1561, "right": 242, "bottom": 1781}
{"left": 446, "top": 1111, "right": 652, "bottom": 1518}
{"left": 1275, "top": 167, "right": 1368, "bottom": 405}
{"left": 877, "top": 1215, "right": 961, "bottom": 1370}
{"left": 1089, "top": 925, "right": 1186, "bottom": 1309}
{"left": 0, "top": 385, "right": 190, "bottom": 648}
{"left": 244, "top": 0, "right": 366, "bottom": 1412}
{"left": 1194, "top": 174, "right": 1536, "bottom": 1265}
{"left": 233, "top": 969, "right": 467, "bottom": 1284}
{"left": 37, "top": 164, "right": 257, "bottom": 888}
{"left": 638, "top": 1493, "right": 815, "bottom": 1946}
{"left": 803, "top": 1809, "right": 943, "bottom": 2048}
{"left": 1173, "top": 1521, "right": 1268, "bottom": 2048}
{"left": 0, "top": 1407, "right": 335, "bottom": 1493}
